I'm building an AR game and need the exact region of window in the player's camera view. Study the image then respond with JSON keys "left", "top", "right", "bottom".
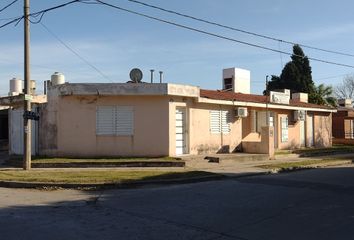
{"left": 210, "top": 110, "right": 231, "bottom": 134}
{"left": 281, "top": 116, "right": 288, "bottom": 142}
{"left": 96, "top": 106, "right": 134, "bottom": 136}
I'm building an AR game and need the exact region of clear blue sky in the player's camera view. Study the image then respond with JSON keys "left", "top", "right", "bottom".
{"left": 1, "top": 0, "right": 354, "bottom": 95}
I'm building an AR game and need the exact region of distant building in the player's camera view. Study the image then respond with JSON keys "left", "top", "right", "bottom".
{"left": 332, "top": 99, "right": 354, "bottom": 143}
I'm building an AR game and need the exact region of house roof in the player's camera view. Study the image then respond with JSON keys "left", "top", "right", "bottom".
{"left": 200, "top": 89, "right": 334, "bottom": 110}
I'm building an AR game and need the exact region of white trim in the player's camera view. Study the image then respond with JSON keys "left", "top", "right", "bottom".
{"left": 197, "top": 97, "right": 336, "bottom": 113}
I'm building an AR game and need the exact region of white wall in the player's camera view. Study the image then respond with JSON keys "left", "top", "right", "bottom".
{"left": 9, "top": 109, "right": 37, "bottom": 155}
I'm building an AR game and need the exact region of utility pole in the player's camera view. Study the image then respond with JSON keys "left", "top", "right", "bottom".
{"left": 23, "top": 0, "right": 31, "bottom": 170}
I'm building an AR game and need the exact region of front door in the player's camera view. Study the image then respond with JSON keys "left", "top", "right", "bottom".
{"left": 300, "top": 120, "right": 305, "bottom": 147}
{"left": 269, "top": 112, "right": 278, "bottom": 148}
{"left": 307, "top": 114, "right": 314, "bottom": 147}
{"left": 175, "top": 108, "right": 187, "bottom": 155}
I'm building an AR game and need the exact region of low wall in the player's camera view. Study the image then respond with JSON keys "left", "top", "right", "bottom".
{"left": 333, "top": 138, "right": 354, "bottom": 145}
{"left": 242, "top": 126, "right": 274, "bottom": 159}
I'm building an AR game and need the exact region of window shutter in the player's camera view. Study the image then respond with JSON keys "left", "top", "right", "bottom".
{"left": 96, "top": 106, "right": 134, "bottom": 136}
{"left": 221, "top": 110, "right": 230, "bottom": 133}
{"left": 210, "top": 110, "right": 221, "bottom": 133}
{"left": 210, "top": 110, "right": 230, "bottom": 134}
{"left": 116, "top": 106, "right": 134, "bottom": 135}
{"left": 96, "top": 106, "right": 116, "bottom": 135}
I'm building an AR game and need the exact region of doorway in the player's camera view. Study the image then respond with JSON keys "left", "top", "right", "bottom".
{"left": 307, "top": 114, "right": 314, "bottom": 147}
{"left": 175, "top": 108, "right": 188, "bottom": 155}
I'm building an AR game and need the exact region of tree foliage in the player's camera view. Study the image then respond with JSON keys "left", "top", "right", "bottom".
{"left": 266, "top": 44, "right": 316, "bottom": 101}
{"left": 311, "top": 84, "right": 336, "bottom": 107}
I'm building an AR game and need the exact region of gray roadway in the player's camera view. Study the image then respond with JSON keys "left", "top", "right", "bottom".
{"left": 1, "top": 165, "right": 354, "bottom": 240}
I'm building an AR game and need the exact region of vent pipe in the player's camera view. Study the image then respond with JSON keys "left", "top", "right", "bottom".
{"left": 150, "top": 69, "right": 155, "bottom": 83}
{"left": 159, "top": 71, "right": 163, "bottom": 83}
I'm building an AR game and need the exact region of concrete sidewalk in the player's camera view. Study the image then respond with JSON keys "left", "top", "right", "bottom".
{"left": 1, "top": 152, "right": 353, "bottom": 178}
{"left": 183, "top": 153, "right": 354, "bottom": 177}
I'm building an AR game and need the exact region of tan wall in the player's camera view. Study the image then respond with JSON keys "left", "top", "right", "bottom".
{"left": 276, "top": 111, "right": 301, "bottom": 150}
{"left": 40, "top": 93, "right": 333, "bottom": 157}
{"left": 168, "top": 99, "right": 242, "bottom": 156}
{"left": 242, "top": 126, "right": 274, "bottom": 158}
{"left": 40, "top": 95, "right": 170, "bottom": 157}
{"left": 314, "top": 112, "right": 332, "bottom": 147}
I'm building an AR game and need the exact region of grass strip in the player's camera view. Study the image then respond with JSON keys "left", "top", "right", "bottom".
{"left": 0, "top": 170, "right": 217, "bottom": 184}
{"left": 258, "top": 159, "right": 352, "bottom": 171}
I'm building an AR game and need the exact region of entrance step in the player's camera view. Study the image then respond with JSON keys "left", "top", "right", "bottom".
{"left": 182, "top": 153, "right": 270, "bottom": 163}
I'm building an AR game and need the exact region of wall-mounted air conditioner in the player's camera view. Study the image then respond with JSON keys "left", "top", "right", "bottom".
{"left": 235, "top": 107, "right": 248, "bottom": 118}
{"left": 294, "top": 110, "right": 306, "bottom": 121}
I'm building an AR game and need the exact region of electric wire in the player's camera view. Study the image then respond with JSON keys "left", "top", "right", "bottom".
{"left": 0, "top": 0, "right": 86, "bottom": 29}
{"left": 39, "top": 22, "right": 113, "bottom": 82}
{"left": 124, "top": 0, "right": 354, "bottom": 58}
{"left": 0, "top": 0, "right": 19, "bottom": 14}
{"left": 93, "top": 0, "right": 354, "bottom": 69}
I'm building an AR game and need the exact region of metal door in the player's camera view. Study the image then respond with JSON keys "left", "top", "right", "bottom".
{"left": 175, "top": 108, "right": 187, "bottom": 155}
{"left": 9, "top": 109, "right": 37, "bottom": 155}
{"left": 307, "top": 114, "right": 314, "bottom": 147}
{"left": 300, "top": 120, "right": 305, "bottom": 147}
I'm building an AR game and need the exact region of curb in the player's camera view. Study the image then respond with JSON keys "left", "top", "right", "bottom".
{"left": 268, "top": 160, "right": 353, "bottom": 174}
{"left": 0, "top": 174, "right": 226, "bottom": 190}
{"left": 4, "top": 161, "right": 186, "bottom": 168}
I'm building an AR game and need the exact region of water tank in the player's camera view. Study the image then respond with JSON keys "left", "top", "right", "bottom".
{"left": 8, "top": 78, "right": 23, "bottom": 96}
{"left": 51, "top": 72, "right": 65, "bottom": 86}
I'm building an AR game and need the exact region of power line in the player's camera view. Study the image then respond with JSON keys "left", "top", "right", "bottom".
{"left": 0, "top": 16, "right": 21, "bottom": 21}
{"left": 0, "top": 0, "right": 19, "bottom": 13}
{"left": 124, "top": 0, "right": 354, "bottom": 58}
{"left": 93, "top": 0, "right": 354, "bottom": 69}
{"left": 0, "top": 0, "right": 85, "bottom": 30}
{"left": 39, "top": 22, "right": 113, "bottom": 82}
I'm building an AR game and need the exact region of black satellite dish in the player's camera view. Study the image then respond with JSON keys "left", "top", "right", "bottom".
{"left": 129, "top": 68, "right": 143, "bottom": 83}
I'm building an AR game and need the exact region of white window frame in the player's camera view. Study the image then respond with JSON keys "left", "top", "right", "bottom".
{"left": 281, "top": 116, "right": 288, "bottom": 142}
{"left": 96, "top": 106, "right": 134, "bottom": 136}
{"left": 210, "top": 110, "right": 231, "bottom": 134}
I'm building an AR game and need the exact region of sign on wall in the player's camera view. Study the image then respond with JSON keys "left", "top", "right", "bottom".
{"left": 270, "top": 90, "right": 290, "bottom": 104}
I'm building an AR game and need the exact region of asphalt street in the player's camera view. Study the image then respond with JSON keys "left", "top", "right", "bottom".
{"left": 1, "top": 165, "right": 354, "bottom": 240}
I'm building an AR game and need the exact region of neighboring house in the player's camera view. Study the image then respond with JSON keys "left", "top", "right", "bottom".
{"left": 0, "top": 79, "right": 46, "bottom": 155}
{"left": 332, "top": 99, "right": 354, "bottom": 143}
{"left": 0, "top": 106, "right": 9, "bottom": 151}
{"left": 0, "top": 68, "right": 335, "bottom": 158}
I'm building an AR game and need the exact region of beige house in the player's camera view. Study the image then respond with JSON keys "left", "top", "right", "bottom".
{"left": 37, "top": 68, "right": 335, "bottom": 158}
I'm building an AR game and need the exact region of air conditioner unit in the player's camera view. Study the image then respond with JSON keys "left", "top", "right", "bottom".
{"left": 294, "top": 110, "right": 306, "bottom": 121}
{"left": 235, "top": 107, "right": 248, "bottom": 118}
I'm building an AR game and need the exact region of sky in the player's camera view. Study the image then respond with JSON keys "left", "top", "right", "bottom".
{"left": 1, "top": 0, "right": 354, "bottom": 96}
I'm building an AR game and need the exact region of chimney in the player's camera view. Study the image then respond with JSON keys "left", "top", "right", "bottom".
{"left": 222, "top": 68, "right": 250, "bottom": 94}
{"left": 338, "top": 99, "right": 352, "bottom": 107}
{"left": 292, "top": 92, "right": 308, "bottom": 103}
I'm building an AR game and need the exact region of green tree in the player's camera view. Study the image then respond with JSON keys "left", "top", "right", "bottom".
{"left": 310, "top": 84, "right": 336, "bottom": 107}
{"left": 266, "top": 44, "right": 315, "bottom": 99}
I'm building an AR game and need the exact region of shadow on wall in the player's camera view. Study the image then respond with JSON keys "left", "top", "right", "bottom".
{"left": 216, "top": 145, "right": 229, "bottom": 154}
{"left": 196, "top": 143, "right": 242, "bottom": 154}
